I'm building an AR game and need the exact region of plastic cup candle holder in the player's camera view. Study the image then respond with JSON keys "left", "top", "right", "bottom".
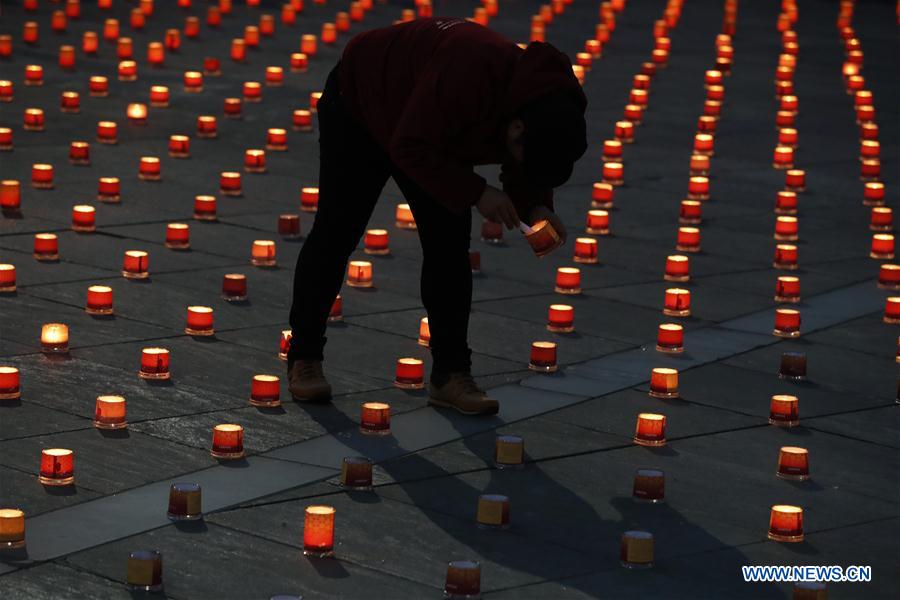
{"left": 167, "top": 482, "right": 202, "bottom": 521}
{"left": 34, "top": 233, "right": 59, "bottom": 262}
{"left": 293, "top": 109, "right": 313, "bottom": 131}
{"left": 679, "top": 200, "right": 702, "bottom": 225}
{"left": 0, "top": 81, "right": 12, "bottom": 104}
{"left": 773, "top": 308, "right": 801, "bottom": 337}
{"left": 202, "top": 57, "right": 220, "bottom": 76}
{"left": 676, "top": 227, "right": 700, "bottom": 252}
{"left": 211, "top": 424, "right": 244, "bottom": 459}
{"left": 301, "top": 35, "right": 318, "bottom": 57}
{"left": 603, "top": 162, "right": 624, "bottom": 186}
{"left": 39, "top": 448, "right": 74, "bottom": 486}
{"left": 687, "top": 177, "right": 709, "bottom": 201}
{"left": 775, "top": 216, "right": 798, "bottom": 241}
{"left": 554, "top": 267, "right": 581, "bottom": 295}
{"left": 0, "top": 509, "right": 26, "bottom": 550}
{"left": 347, "top": 261, "right": 373, "bottom": 288}
{"left": 394, "top": 358, "right": 425, "bottom": 390}
{"left": 615, "top": 120, "right": 634, "bottom": 143}
{"left": 127, "top": 550, "right": 163, "bottom": 592}
{"left": 602, "top": 140, "right": 623, "bottom": 162}
{"left": 32, "top": 164, "right": 54, "bottom": 189}
{"left": 860, "top": 140, "right": 881, "bottom": 162}
{"left": 219, "top": 172, "right": 243, "bottom": 199}
{"left": 771, "top": 274, "right": 801, "bottom": 303}
{"left": 476, "top": 494, "right": 510, "bottom": 529}
{"left": 148, "top": 85, "right": 170, "bottom": 109}
{"left": 661, "top": 287, "right": 690, "bottom": 317}
{"left": 244, "top": 149, "right": 266, "bottom": 173}
{"left": 299, "top": 187, "right": 320, "bottom": 213}
{"left": 86, "top": 285, "right": 113, "bottom": 315}
{"left": 341, "top": 457, "right": 373, "bottom": 490}
{"left": 417, "top": 317, "right": 431, "bottom": 347}
{"left": 364, "top": 229, "right": 390, "bottom": 255}
{"left": 656, "top": 324, "right": 684, "bottom": 354}
{"left": 243, "top": 82, "right": 262, "bottom": 103}
{"left": 94, "top": 395, "right": 127, "bottom": 429}
{"left": 620, "top": 531, "right": 654, "bottom": 569}
{"left": 360, "top": 402, "right": 390, "bottom": 435}
{"left": 634, "top": 413, "right": 666, "bottom": 446}
{"left": 41, "top": 323, "right": 69, "bottom": 354}
{"left": 329, "top": 295, "right": 343, "bottom": 322}
{"left": 185, "top": 306, "right": 214, "bottom": 336}
{"left": 633, "top": 469, "right": 665, "bottom": 503}
{"left": 573, "top": 237, "right": 598, "bottom": 264}
{"left": 249, "top": 374, "right": 281, "bottom": 407}
{"left": 778, "top": 127, "right": 798, "bottom": 149}
{"left": 777, "top": 447, "right": 809, "bottom": 481}
{"left": 525, "top": 220, "right": 563, "bottom": 257}
{"left": 529, "top": 341, "right": 558, "bottom": 373}
{"left": 871, "top": 234, "right": 895, "bottom": 260}
{"left": 216, "top": 273, "right": 247, "bottom": 303}
{"left": 138, "top": 156, "right": 161, "bottom": 181}
{"left": 278, "top": 214, "right": 301, "bottom": 239}
{"left": 244, "top": 26, "right": 261, "bottom": 48}
{"left": 168, "top": 135, "right": 190, "bottom": 158}
{"left": 140, "top": 348, "right": 170, "bottom": 380}
{"left": 774, "top": 244, "right": 798, "bottom": 270}
{"left": 860, "top": 159, "right": 880, "bottom": 181}
{"left": 769, "top": 394, "right": 799, "bottom": 427}
{"left": 192, "top": 195, "right": 217, "bottom": 221}
{"left": 480, "top": 220, "right": 503, "bottom": 244}
{"left": 547, "top": 304, "right": 574, "bottom": 333}
{"left": 197, "top": 116, "right": 218, "bottom": 139}
{"left": 183, "top": 71, "right": 203, "bottom": 93}
{"left": 118, "top": 60, "right": 137, "bottom": 81}
{"left": 785, "top": 169, "right": 805, "bottom": 192}
{"left": 0, "top": 180, "right": 19, "bottom": 213}
{"left": 290, "top": 53, "right": 309, "bottom": 73}
{"left": 267, "top": 128, "right": 288, "bottom": 151}
{"left": 97, "top": 121, "right": 118, "bottom": 145}
{"left": 768, "top": 505, "right": 804, "bottom": 542}
{"left": 694, "top": 134, "right": 714, "bottom": 156}
{"left": 884, "top": 297, "right": 900, "bottom": 324}
{"left": 23, "top": 108, "right": 44, "bottom": 132}
{"left": 70, "top": 205, "right": 95, "bottom": 233}
{"left": 122, "top": 250, "right": 149, "bottom": 279}
{"left": 592, "top": 182, "right": 614, "bottom": 208}
{"left": 775, "top": 191, "right": 798, "bottom": 215}
{"left": 0, "top": 366, "right": 21, "bottom": 400}
{"left": 69, "top": 142, "right": 90, "bottom": 166}
{"left": 649, "top": 366, "right": 679, "bottom": 397}
{"left": 697, "top": 116, "right": 717, "bottom": 134}
{"left": 878, "top": 264, "right": 900, "bottom": 290}
{"left": 24, "top": 65, "right": 43, "bottom": 86}
{"left": 586, "top": 210, "right": 610, "bottom": 235}
{"left": 444, "top": 561, "right": 481, "bottom": 599}
{"left": 303, "top": 505, "right": 335, "bottom": 557}
{"left": 61, "top": 92, "right": 81, "bottom": 114}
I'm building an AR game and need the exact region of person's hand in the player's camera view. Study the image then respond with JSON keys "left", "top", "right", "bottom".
{"left": 530, "top": 205, "right": 567, "bottom": 243}
{"left": 476, "top": 185, "right": 520, "bottom": 229}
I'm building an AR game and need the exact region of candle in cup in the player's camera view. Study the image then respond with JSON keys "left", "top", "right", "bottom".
{"left": 360, "top": 402, "right": 390, "bottom": 435}
{"left": 86, "top": 285, "right": 113, "bottom": 315}
{"left": 291, "top": 53, "right": 309, "bottom": 73}
{"left": 394, "top": 358, "right": 425, "bottom": 389}
{"left": 168, "top": 135, "right": 190, "bottom": 158}
{"left": 615, "top": 120, "right": 634, "bottom": 143}
{"left": 694, "top": 133, "right": 714, "bottom": 156}
{"left": 97, "top": 121, "right": 118, "bottom": 144}
{"left": 633, "top": 413, "right": 666, "bottom": 447}
{"left": 250, "top": 374, "right": 281, "bottom": 407}
{"left": 67, "top": 205, "right": 95, "bottom": 233}
{"left": 620, "top": 531, "right": 654, "bottom": 569}
{"left": 656, "top": 325, "right": 683, "bottom": 354}
{"left": 347, "top": 261, "right": 373, "bottom": 287}
{"left": 0, "top": 367, "right": 20, "bottom": 400}
{"left": 444, "top": 561, "right": 481, "bottom": 598}
{"left": 69, "top": 141, "right": 90, "bottom": 165}
{"left": 122, "top": 250, "right": 149, "bottom": 279}
{"left": 602, "top": 140, "right": 622, "bottom": 162}
{"left": 365, "top": 229, "right": 390, "bottom": 255}
{"left": 340, "top": 457, "right": 373, "bottom": 490}
{"left": 278, "top": 214, "right": 301, "bottom": 239}
{"left": 773, "top": 308, "right": 801, "bottom": 338}
{"left": 329, "top": 295, "right": 343, "bottom": 322}
{"left": 687, "top": 177, "right": 709, "bottom": 201}
{"left": 278, "top": 330, "right": 292, "bottom": 361}
{"left": 211, "top": 424, "right": 244, "bottom": 459}
{"left": 884, "top": 297, "right": 900, "bottom": 324}
{"left": 476, "top": 494, "right": 510, "bottom": 529}
{"left": 632, "top": 469, "right": 665, "bottom": 503}
{"left": 775, "top": 190, "right": 798, "bottom": 215}
{"left": 775, "top": 216, "right": 798, "bottom": 241}
{"left": 39, "top": 448, "right": 74, "bottom": 486}
{"left": 555, "top": 267, "right": 581, "bottom": 295}
{"left": 416, "top": 317, "right": 431, "bottom": 347}
{"left": 303, "top": 505, "right": 335, "bottom": 557}
{"left": 161, "top": 223, "right": 190, "bottom": 250}
{"left": 24, "top": 64, "right": 43, "bottom": 86}
{"left": 298, "top": 187, "right": 320, "bottom": 213}
{"left": 23, "top": 108, "right": 44, "bottom": 132}
{"left": 118, "top": 60, "right": 137, "bottom": 81}
{"left": 0, "top": 181, "right": 19, "bottom": 211}
{"left": 183, "top": 71, "right": 203, "bottom": 93}
{"left": 878, "top": 264, "right": 900, "bottom": 290}
{"left": 585, "top": 210, "right": 610, "bottom": 235}
{"left": 222, "top": 97, "right": 242, "bottom": 119}
{"left": 547, "top": 304, "right": 574, "bottom": 333}
{"left": 61, "top": 91, "right": 80, "bottom": 114}
{"left": 649, "top": 367, "right": 678, "bottom": 397}
{"left": 776, "top": 447, "right": 809, "bottom": 481}
{"left": 768, "top": 505, "right": 804, "bottom": 542}
{"left": 592, "top": 182, "right": 614, "bottom": 208}
{"left": 525, "top": 220, "right": 563, "bottom": 257}
{"left": 676, "top": 227, "right": 700, "bottom": 252}
{"left": 785, "top": 169, "right": 805, "bottom": 193}
{"left": 871, "top": 234, "right": 895, "bottom": 259}
{"left": 301, "top": 34, "right": 318, "bottom": 57}
{"left": 194, "top": 195, "right": 217, "bottom": 221}
{"left": 0, "top": 509, "right": 26, "bottom": 549}
{"left": 0, "top": 127, "right": 12, "bottom": 151}
{"left": 139, "top": 347, "right": 170, "bottom": 380}
{"left": 860, "top": 158, "right": 880, "bottom": 181}
{"left": 529, "top": 341, "right": 558, "bottom": 372}
{"left": 243, "top": 81, "right": 262, "bottom": 102}
{"left": 185, "top": 306, "right": 214, "bottom": 336}
{"left": 138, "top": 157, "right": 161, "bottom": 181}
{"left": 773, "top": 244, "right": 798, "bottom": 270}
{"left": 230, "top": 39, "right": 246, "bottom": 62}
{"left": 41, "top": 323, "right": 69, "bottom": 354}
{"left": 244, "top": 149, "right": 266, "bottom": 173}
{"left": 769, "top": 394, "right": 799, "bottom": 426}
{"left": 0, "top": 81, "right": 11, "bottom": 103}
{"left": 197, "top": 116, "right": 218, "bottom": 138}
{"left": 860, "top": 140, "right": 880, "bottom": 161}
{"left": 779, "top": 127, "right": 798, "bottom": 148}
{"left": 32, "top": 164, "right": 54, "bottom": 189}
{"left": 167, "top": 482, "right": 202, "bottom": 521}
{"left": 221, "top": 172, "right": 242, "bottom": 197}
{"left": 603, "top": 162, "right": 624, "bottom": 186}
{"left": 34, "top": 234, "right": 59, "bottom": 261}
{"left": 573, "top": 237, "right": 598, "bottom": 264}
{"left": 93, "top": 395, "right": 127, "bottom": 429}
{"left": 267, "top": 128, "right": 287, "bottom": 151}
{"left": 293, "top": 109, "right": 313, "bottom": 131}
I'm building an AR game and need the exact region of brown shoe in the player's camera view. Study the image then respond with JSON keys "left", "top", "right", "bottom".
{"left": 428, "top": 372, "right": 499, "bottom": 416}
{"left": 288, "top": 359, "right": 332, "bottom": 402}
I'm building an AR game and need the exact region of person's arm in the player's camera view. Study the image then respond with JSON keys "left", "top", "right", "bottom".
{"left": 500, "top": 161, "right": 554, "bottom": 220}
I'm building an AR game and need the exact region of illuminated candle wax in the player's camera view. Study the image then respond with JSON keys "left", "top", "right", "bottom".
{"left": 773, "top": 308, "right": 801, "bottom": 337}
{"left": 244, "top": 25, "right": 260, "bottom": 48}
{"left": 243, "top": 81, "right": 262, "bottom": 102}
{"left": 249, "top": 374, "right": 281, "bottom": 407}
{"left": 775, "top": 216, "right": 798, "bottom": 241}
{"left": 529, "top": 341, "right": 558, "bottom": 372}
{"left": 620, "top": 531, "right": 654, "bottom": 569}
{"left": 0, "top": 366, "right": 20, "bottom": 400}
{"left": 676, "top": 227, "right": 700, "bottom": 252}
{"left": 230, "top": 38, "right": 246, "bottom": 62}
{"left": 603, "top": 162, "right": 624, "bottom": 186}
{"left": 656, "top": 324, "right": 684, "bottom": 354}
{"left": 341, "top": 457, "right": 373, "bottom": 490}
{"left": 61, "top": 91, "right": 81, "bottom": 114}
{"left": 768, "top": 505, "right": 804, "bottom": 542}
{"left": 444, "top": 561, "right": 481, "bottom": 599}
{"left": 633, "top": 413, "right": 666, "bottom": 446}
{"left": 86, "top": 285, "right": 113, "bottom": 315}
{"left": 525, "top": 220, "right": 563, "bottom": 257}
{"left": 329, "top": 295, "right": 343, "bottom": 322}
{"left": 139, "top": 157, "right": 161, "bottom": 181}
{"left": 293, "top": 109, "right": 313, "bottom": 131}
{"left": 592, "top": 182, "right": 615, "bottom": 208}
{"left": 615, "top": 120, "right": 634, "bottom": 143}
{"left": 769, "top": 394, "right": 799, "bottom": 426}
{"left": 244, "top": 149, "right": 266, "bottom": 173}
{"left": 346, "top": 260, "right": 373, "bottom": 287}
{"left": 547, "top": 304, "right": 575, "bottom": 333}
{"left": 0, "top": 509, "right": 26, "bottom": 550}
{"left": 97, "top": 121, "right": 118, "bottom": 144}
{"left": 90, "top": 76, "right": 109, "bottom": 97}
{"left": 878, "top": 264, "right": 900, "bottom": 290}
{"left": 555, "top": 267, "right": 581, "bottom": 295}
{"left": 23, "top": 108, "right": 44, "bottom": 132}
{"left": 884, "top": 297, "right": 900, "bottom": 324}
{"left": 31, "top": 164, "right": 54, "bottom": 189}
{"left": 118, "top": 60, "right": 138, "bottom": 81}
{"left": 705, "top": 69, "right": 723, "bottom": 88}
{"left": 39, "top": 448, "right": 75, "bottom": 486}
{"left": 211, "top": 424, "right": 244, "bottom": 459}
{"left": 97, "top": 177, "right": 120, "bottom": 203}
{"left": 278, "top": 214, "right": 301, "bottom": 238}
{"left": 122, "top": 250, "right": 149, "bottom": 279}
{"left": 573, "top": 237, "right": 598, "bottom": 264}
{"left": 394, "top": 358, "right": 425, "bottom": 389}
{"left": 179, "top": 71, "right": 203, "bottom": 94}
{"left": 871, "top": 234, "right": 895, "bottom": 259}
{"left": 69, "top": 141, "right": 90, "bottom": 166}
{"left": 213, "top": 274, "right": 247, "bottom": 305}
{"left": 303, "top": 505, "right": 336, "bottom": 557}
{"left": 633, "top": 469, "right": 665, "bottom": 503}
{"left": 476, "top": 494, "right": 510, "bottom": 529}
{"left": 24, "top": 64, "right": 43, "bottom": 86}
{"left": 185, "top": 306, "right": 214, "bottom": 336}
{"left": 776, "top": 447, "right": 809, "bottom": 481}
{"left": 267, "top": 128, "right": 288, "bottom": 151}
{"left": 41, "top": 323, "right": 69, "bottom": 354}
{"left": 364, "top": 229, "right": 390, "bottom": 255}
{"left": 23, "top": 20, "right": 40, "bottom": 45}
{"left": 33, "top": 233, "right": 59, "bottom": 261}
{"left": 127, "top": 550, "right": 163, "bottom": 592}
{"left": 694, "top": 133, "right": 714, "bottom": 156}
{"left": 360, "top": 402, "right": 390, "bottom": 435}
{"left": 94, "top": 395, "right": 127, "bottom": 429}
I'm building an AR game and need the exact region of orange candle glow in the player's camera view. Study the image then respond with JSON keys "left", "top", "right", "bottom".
{"left": 164, "top": 223, "right": 190, "bottom": 250}
{"left": 347, "top": 260, "right": 373, "bottom": 287}
{"left": 122, "top": 250, "right": 149, "bottom": 279}
{"left": 138, "top": 156, "right": 161, "bottom": 181}
{"left": 140, "top": 347, "right": 170, "bottom": 380}
{"left": 310, "top": 92, "right": 322, "bottom": 111}
{"left": 31, "top": 164, "right": 54, "bottom": 189}
{"left": 97, "top": 177, "right": 120, "bottom": 203}
{"left": 395, "top": 358, "right": 425, "bottom": 389}
{"left": 33, "top": 233, "right": 59, "bottom": 261}
{"left": 251, "top": 240, "right": 277, "bottom": 267}
{"left": 364, "top": 229, "right": 390, "bottom": 255}
{"left": 85, "top": 285, "right": 113, "bottom": 315}
{"left": 147, "top": 42, "right": 164, "bottom": 67}
{"left": 244, "top": 149, "right": 266, "bottom": 173}
{"left": 0, "top": 366, "right": 20, "bottom": 400}
{"left": 88, "top": 76, "right": 109, "bottom": 98}
{"left": 662, "top": 288, "right": 690, "bottom": 317}
{"left": 267, "top": 128, "right": 287, "bottom": 151}
{"left": 203, "top": 57, "right": 221, "bottom": 76}
{"left": 118, "top": 60, "right": 137, "bottom": 81}
{"left": 586, "top": 209, "right": 610, "bottom": 235}
{"left": 555, "top": 267, "right": 581, "bottom": 294}
{"left": 230, "top": 39, "right": 245, "bottom": 62}
{"left": 664, "top": 255, "right": 689, "bottom": 282}
{"left": 693, "top": 133, "right": 714, "bottom": 156}
{"left": 862, "top": 181, "right": 885, "bottom": 208}
{"left": 193, "top": 195, "right": 217, "bottom": 221}
{"left": 0, "top": 180, "right": 20, "bottom": 212}
{"left": 243, "top": 81, "right": 262, "bottom": 102}
{"left": 94, "top": 395, "right": 127, "bottom": 429}
{"left": 39, "top": 448, "right": 74, "bottom": 486}
{"left": 360, "top": 402, "right": 390, "bottom": 435}
{"left": 0, "top": 128, "right": 11, "bottom": 151}
{"left": 221, "top": 172, "right": 242, "bottom": 196}
{"left": 878, "top": 264, "right": 900, "bottom": 290}
{"left": 290, "top": 52, "right": 309, "bottom": 72}
{"left": 687, "top": 177, "right": 709, "bottom": 201}
{"left": 547, "top": 304, "right": 574, "bottom": 333}
{"left": 768, "top": 505, "right": 803, "bottom": 542}
{"left": 775, "top": 216, "right": 798, "bottom": 241}
{"left": 58, "top": 45, "right": 76, "bottom": 70}
{"left": 679, "top": 200, "right": 702, "bottom": 225}
{"left": 0, "top": 509, "right": 26, "bottom": 549}
{"left": 244, "top": 25, "right": 260, "bottom": 48}
{"left": 775, "top": 276, "right": 800, "bottom": 303}
{"left": 774, "top": 244, "right": 798, "bottom": 270}
{"left": 69, "top": 141, "right": 90, "bottom": 166}
{"left": 71, "top": 205, "right": 95, "bottom": 232}
{"left": 602, "top": 140, "right": 622, "bottom": 162}
{"left": 303, "top": 505, "right": 336, "bottom": 556}
{"left": 168, "top": 135, "right": 190, "bottom": 158}
{"left": 573, "top": 237, "right": 598, "bottom": 264}
{"left": 528, "top": 341, "right": 558, "bottom": 372}
{"left": 0, "top": 81, "right": 12, "bottom": 103}
{"left": 211, "top": 424, "right": 244, "bottom": 459}
{"left": 301, "top": 34, "right": 317, "bottom": 56}
{"left": 775, "top": 190, "right": 797, "bottom": 215}
{"left": 293, "top": 109, "right": 313, "bottom": 133}
{"left": 23, "top": 108, "right": 44, "bottom": 131}
{"left": 250, "top": 375, "right": 281, "bottom": 407}
{"left": 884, "top": 297, "right": 900, "bottom": 324}
{"left": 603, "top": 162, "right": 624, "bottom": 186}
{"left": 329, "top": 295, "right": 343, "bottom": 322}
{"left": 649, "top": 367, "right": 678, "bottom": 397}
{"left": 592, "top": 182, "right": 614, "bottom": 208}
{"left": 197, "top": 116, "right": 218, "bottom": 138}
{"left": 615, "top": 120, "right": 634, "bottom": 143}
{"left": 777, "top": 447, "right": 809, "bottom": 481}
{"left": 525, "top": 220, "right": 563, "bottom": 257}
{"left": 300, "top": 187, "right": 319, "bottom": 212}
{"left": 773, "top": 146, "right": 794, "bottom": 169}
{"left": 41, "top": 323, "right": 69, "bottom": 354}
{"left": 676, "top": 227, "right": 700, "bottom": 252}
{"left": 773, "top": 308, "right": 801, "bottom": 337}
{"left": 634, "top": 413, "right": 666, "bottom": 446}
{"left": 656, "top": 325, "right": 683, "bottom": 354}
{"left": 60, "top": 93, "right": 81, "bottom": 116}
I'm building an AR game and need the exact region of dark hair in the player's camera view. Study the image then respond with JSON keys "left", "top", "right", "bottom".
{"left": 518, "top": 91, "right": 587, "bottom": 188}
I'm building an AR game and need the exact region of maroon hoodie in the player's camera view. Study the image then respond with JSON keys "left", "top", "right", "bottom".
{"left": 339, "top": 18, "right": 586, "bottom": 216}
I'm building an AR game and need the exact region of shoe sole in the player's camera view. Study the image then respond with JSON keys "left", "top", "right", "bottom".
{"left": 427, "top": 397, "right": 499, "bottom": 416}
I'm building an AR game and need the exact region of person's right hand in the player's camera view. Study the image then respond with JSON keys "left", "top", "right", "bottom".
{"left": 476, "top": 185, "right": 520, "bottom": 229}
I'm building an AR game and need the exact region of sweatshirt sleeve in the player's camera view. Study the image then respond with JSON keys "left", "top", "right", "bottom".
{"left": 388, "top": 67, "right": 489, "bottom": 215}
{"left": 500, "top": 161, "right": 554, "bottom": 221}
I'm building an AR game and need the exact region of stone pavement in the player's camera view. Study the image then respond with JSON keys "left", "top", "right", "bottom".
{"left": 1, "top": 0, "right": 898, "bottom": 598}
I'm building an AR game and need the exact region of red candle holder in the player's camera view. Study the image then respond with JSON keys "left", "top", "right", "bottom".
{"left": 360, "top": 402, "right": 390, "bottom": 435}
{"left": 329, "top": 295, "right": 343, "bottom": 322}
{"left": 301, "top": 34, "right": 317, "bottom": 57}
{"left": 201, "top": 57, "right": 221, "bottom": 77}
{"left": 633, "top": 469, "right": 665, "bottom": 503}
{"left": 773, "top": 146, "right": 794, "bottom": 170}
{"left": 656, "top": 325, "right": 684, "bottom": 354}
{"left": 444, "top": 561, "right": 481, "bottom": 598}
{"left": 213, "top": 274, "right": 246, "bottom": 304}
{"left": 197, "top": 116, "right": 218, "bottom": 139}
{"left": 871, "top": 234, "right": 895, "bottom": 259}
{"left": 664, "top": 254, "right": 690, "bottom": 282}
{"left": 773, "top": 308, "right": 801, "bottom": 337}
{"left": 93, "top": 177, "right": 119, "bottom": 204}
{"left": 230, "top": 38, "right": 246, "bottom": 63}
{"left": 875, "top": 263, "right": 900, "bottom": 292}
{"left": 122, "top": 250, "right": 149, "bottom": 279}
{"left": 774, "top": 446, "right": 810, "bottom": 481}
{"left": 290, "top": 53, "right": 309, "bottom": 73}
{"left": 249, "top": 374, "right": 281, "bottom": 408}
{"left": 860, "top": 140, "right": 880, "bottom": 163}
{"left": 267, "top": 128, "right": 288, "bottom": 151}
{"left": 69, "top": 141, "right": 90, "bottom": 165}
{"left": 555, "top": 267, "right": 582, "bottom": 295}
{"left": 117, "top": 37, "right": 134, "bottom": 60}
{"left": 211, "top": 424, "right": 244, "bottom": 459}
{"left": 93, "top": 395, "right": 127, "bottom": 430}
{"left": 293, "top": 109, "right": 313, "bottom": 131}
{"left": 586, "top": 39, "right": 602, "bottom": 58}
{"left": 703, "top": 100, "right": 722, "bottom": 119}
{"left": 883, "top": 297, "right": 900, "bottom": 324}
{"left": 773, "top": 244, "right": 798, "bottom": 270}
{"left": 179, "top": 15, "right": 199, "bottom": 38}
{"left": 84, "top": 285, "right": 114, "bottom": 316}
{"left": 340, "top": 457, "right": 373, "bottom": 490}
{"left": 244, "top": 149, "right": 266, "bottom": 173}
{"left": 602, "top": 140, "right": 623, "bottom": 162}
{"left": 165, "top": 482, "right": 203, "bottom": 522}
{"left": 206, "top": 5, "right": 222, "bottom": 26}
{"left": 39, "top": 448, "right": 74, "bottom": 486}
{"left": 706, "top": 84, "right": 725, "bottom": 102}
{"left": 527, "top": 341, "right": 559, "bottom": 373}
{"left": 634, "top": 413, "right": 666, "bottom": 446}
{"left": 165, "top": 135, "right": 190, "bottom": 159}
{"left": 676, "top": 227, "right": 700, "bottom": 252}
{"left": 778, "top": 128, "right": 798, "bottom": 150}
{"left": 187, "top": 197, "right": 216, "bottom": 224}
{"left": 34, "top": 233, "right": 59, "bottom": 261}
{"left": 614, "top": 120, "right": 635, "bottom": 144}
{"left": 97, "top": 121, "right": 118, "bottom": 145}
{"left": 860, "top": 158, "right": 880, "bottom": 181}
{"left": 277, "top": 330, "right": 293, "bottom": 361}
{"left": 347, "top": 261, "right": 373, "bottom": 287}
{"left": 649, "top": 367, "right": 678, "bottom": 397}
{"left": 260, "top": 14, "right": 276, "bottom": 35}
{"left": 71, "top": 205, "right": 95, "bottom": 233}
{"left": 659, "top": 288, "right": 690, "bottom": 318}
{"left": 591, "top": 182, "right": 614, "bottom": 209}
{"left": 31, "top": 164, "right": 54, "bottom": 189}
{"left": 118, "top": 60, "right": 137, "bottom": 81}
{"left": 678, "top": 200, "right": 702, "bottom": 225}
{"left": 704, "top": 69, "right": 723, "bottom": 88}
{"left": 23, "top": 108, "right": 44, "bottom": 133}
{"left": 279, "top": 214, "right": 301, "bottom": 238}
{"left": 394, "top": 358, "right": 425, "bottom": 390}
{"left": 185, "top": 306, "right": 214, "bottom": 336}
{"left": 775, "top": 276, "right": 800, "bottom": 303}
{"left": 620, "top": 530, "right": 655, "bottom": 570}
{"left": 476, "top": 494, "right": 510, "bottom": 529}
{"left": 687, "top": 177, "right": 709, "bottom": 201}
{"left": 223, "top": 98, "right": 242, "bottom": 118}
{"left": 697, "top": 116, "right": 717, "bottom": 134}
{"left": 161, "top": 223, "right": 190, "bottom": 250}
{"left": 0, "top": 81, "right": 12, "bottom": 103}
{"left": 0, "top": 128, "right": 11, "bottom": 151}
{"left": 585, "top": 209, "right": 610, "bottom": 235}
{"left": 0, "top": 180, "right": 19, "bottom": 212}
{"left": 0, "top": 366, "right": 20, "bottom": 400}
{"left": 775, "top": 190, "right": 798, "bottom": 215}
{"left": 603, "top": 162, "right": 624, "bottom": 186}
{"left": 139, "top": 156, "right": 161, "bottom": 181}
{"left": 364, "top": 229, "right": 390, "bottom": 255}
{"left": 693, "top": 133, "right": 714, "bottom": 156}
{"left": 102, "top": 17, "right": 119, "bottom": 41}
{"left": 250, "top": 240, "right": 276, "bottom": 267}
{"left": 573, "top": 237, "right": 598, "bottom": 264}
{"left": 547, "top": 304, "right": 574, "bottom": 333}
{"left": 146, "top": 42, "right": 164, "bottom": 67}
{"left": 61, "top": 91, "right": 81, "bottom": 114}
{"left": 768, "top": 505, "right": 803, "bottom": 542}
{"left": 303, "top": 505, "right": 335, "bottom": 557}
{"left": 298, "top": 187, "right": 320, "bottom": 213}
{"left": 243, "top": 25, "right": 260, "bottom": 48}
{"left": 139, "top": 347, "right": 170, "bottom": 380}
{"left": 220, "top": 172, "right": 243, "bottom": 198}
{"left": 24, "top": 64, "right": 42, "bottom": 86}
{"left": 779, "top": 351, "right": 807, "bottom": 381}
{"left": 321, "top": 22, "right": 337, "bottom": 45}
{"left": 775, "top": 216, "right": 798, "bottom": 241}
{"left": 243, "top": 81, "right": 262, "bottom": 103}
{"left": 89, "top": 76, "right": 109, "bottom": 98}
